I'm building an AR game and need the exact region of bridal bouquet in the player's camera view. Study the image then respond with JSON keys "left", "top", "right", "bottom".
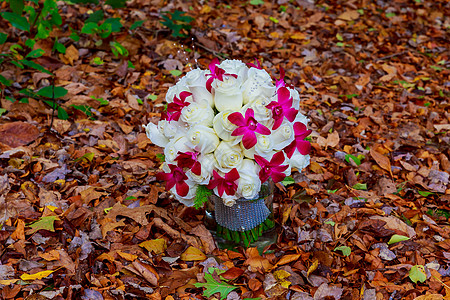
{"left": 145, "top": 58, "right": 311, "bottom": 209}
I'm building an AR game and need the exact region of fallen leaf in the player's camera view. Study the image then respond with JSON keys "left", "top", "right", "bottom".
{"left": 370, "top": 148, "right": 392, "bottom": 176}
{"left": 39, "top": 249, "right": 60, "bottom": 261}
{"left": 337, "top": 10, "right": 359, "bottom": 21}
{"left": 180, "top": 246, "right": 206, "bottom": 261}
{"left": 27, "top": 215, "right": 60, "bottom": 234}
{"left": 0, "top": 122, "right": 40, "bottom": 148}
{"left": 117, "top": 250, "right": 138, "bottom": 261}
{"left": 20, "top": 269, "right": 55, "bottom": 281}
{"left": 139, "top": 238, "right": 167, "bottom": 255}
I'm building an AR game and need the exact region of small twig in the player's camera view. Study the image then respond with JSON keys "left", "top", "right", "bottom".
{"left": 376, "top": 51, "right": 408, "bottom": 61}
{"left": 49, "top": 76, "right": 55, "bottom": 130}
{"left": 194, "top": 42, "right": 228, "bottom": 59}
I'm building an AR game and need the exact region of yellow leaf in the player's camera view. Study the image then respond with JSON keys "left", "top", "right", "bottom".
{"left": 117, "top": 251, "right": 138, "bottom": 261}
{"left": 290, "top": 32, "right": 306, "bottom": 40}
{"left": 139, "top": 239, "right": 167, "bottom": 255}
{"left": 413, "top": 295, "right": 444, "bottom": 300}
{"left": 0, "top": 279, "right": 19, "bottom": 285}
{"left": 307, "top": 258, "right": 319, "bottom": 277}
{"left": 21, "top": 269, "right": 54, "bottom": 281}
{"left": 180, "top": 246, "right": 206, "bottom": 261}
{"left": 275, "top": 253, "right": 301, "bottom": 267}
{"left": 96, "top": 252, "right": 116, "bottom": 262}
{"left": 274, "top": 269, "right": 292, "bottom": 289}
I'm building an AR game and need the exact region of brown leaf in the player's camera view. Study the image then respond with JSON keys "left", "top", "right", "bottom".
{"left": 370, "top": 148, "right": 392, "bottom": 176}
{"left": 0, "top": 122, "right": 40, "bottom": 148}
{"left": 180, "top": 246, "right": 206, "bottom": 261}
{"left": 221, "top": 267, "right": 244, "bottom": 280}
{"left": 337, "top": 10, "right": 359, "bottom": 21}
{"left": 245, "top": 247, "right": 273, "bottom": 272}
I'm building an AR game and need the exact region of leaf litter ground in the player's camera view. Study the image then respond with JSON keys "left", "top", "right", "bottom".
{"left": 0, "top": 0, "right": 449, "bottom": 299}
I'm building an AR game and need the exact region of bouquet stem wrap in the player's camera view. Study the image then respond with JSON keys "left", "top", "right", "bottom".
{"left": 212, "top": 195, "right": 270, "bottom": 232}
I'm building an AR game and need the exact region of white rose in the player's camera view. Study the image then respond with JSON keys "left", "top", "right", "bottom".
{"left": 221, "top": 194, "right": 238, "bottom": 207}
{"left": 214, "top": 141, "right": 244, "bottom": 172}
{"left": 290, "top": 153, "right": 310, "bottom": 170}
{"left": 187, "top": 154, "right": 216, "bottom": 184}
{"left": 180, "top": 102, "right": 214, "bottom": 127}
{"left": 214, "top": 76, "right": 243, "bottom": 112}
{"left": 164, "top": 135, "right": 191, "bottom": 163}
{"left": 185, "top": 68, "right": 214, "bottom": 107}
{"left": 242, "top": 134, "right": 275, "bottom": 160}
{"left": 271, "top": 121, "right": 295, "bottom": 151}
{"left": 237, "top": 159, "right": 261, "bottom": 199}
{"left": 157, "top": 120, "right": 180, "bottom": 139}
{"left": 212, "top": 110, "right": 239, "bottom": 144}
{"left": 242, "top": 97, "right": 273, "bottom": 127}
{"left": 171, "top": 179, "right": 198, "bottom": 207}
{"left": 165, "top": 76, "right": 189, "bottom": 103}
{"left": 242, "top": 68, "right": 276, "bottom": 104}
{"left": 288, "top": 87, "right": 301, "bottom": 110}
{"left": 294, "top": 111, "right": 309, "bottom": 127}
{"left": 186, "top": 125, "right": 219, "bottom": 154}
{"left": 219, "top": 59, "right": 248, "bottom": 81}
{"left": 144, "top": 122, "right": 169, "bottom": 147}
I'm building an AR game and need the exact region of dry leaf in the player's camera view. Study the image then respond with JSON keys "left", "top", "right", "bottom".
{"left": 0, "top": 122, "right": 40, "bottom": 148}
{"left": 370, "top": 148, "right": 392, "bottom": 176}
{"left": 180, "top": 246, "right": 206, "bottom": 261}
{"left": 139, "top": 239, "right": 167, "bottom": 255}
{"left": 20, "top": 269, "right": 55, "bottom": 281}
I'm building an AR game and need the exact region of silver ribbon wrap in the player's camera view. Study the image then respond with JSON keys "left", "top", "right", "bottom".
{"left": 213, "top": 196, "right": 270, "bottom": 232}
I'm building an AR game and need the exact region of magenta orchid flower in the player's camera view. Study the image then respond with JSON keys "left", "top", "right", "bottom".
{"left": 247, "top": 58, "right": 262, "bottom": 69}
{"left": 207, "top": 168, "right": 240, "bottom": 197}
{"left": 266, "top": 87, "right": 298, "bottom": 130}
{"left": 175, "top": 151, "right": 201, "bottom": 176}
{"left": 205, "top": 58, "right": 238, "bottom": 93}
{"left": 276, "top": 67, "right": 285, "bottom": 89}
{"left": 284, "top": 122, "right": 312, "bottom": 158}
{"left": 254, "top": 152, "right": 289, "bottom": 183}
{"left": 156, "top": 164, "right": 189, "bottom": 197}
{"left": 228, "top": 108, "right": 271, "bottom": 149}
{"left": 166, "top": 91, "right": 192, "bottom": 121}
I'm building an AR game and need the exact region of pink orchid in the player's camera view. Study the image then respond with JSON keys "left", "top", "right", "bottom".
{"left": 284, "top": 122, "right": 312, "bottom": 158}
{"left": 166, "top": 91, "right": 192, "bottom": 121}
{"left": 175, "top": 151, "right": 201, "bottom": 176}
{"left": 156, "top": 164, "right": 189, "bottom": 197}
{"left": 276, "top": 67, "right": 285, "bottom": 89}
{"left": 254, "top": 152, "right": 289, "bottom": 183}
{"left": 207, "top": 168, "right": 240, "bottom": 197}
{"left": 228, "top": 108, "right": 271, "bottom": 149}
{"left": 205, "top": 58, "right": 238, "bottom": 93}
{"left": 266, "top": 87, "right": 298, "bottom": 130}
{"left": 247, "top": 58, "right": 262, "bottom": 69}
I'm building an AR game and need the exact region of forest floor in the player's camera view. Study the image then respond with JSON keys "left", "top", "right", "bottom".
{"left": 0, "top": 0, "right": 449, "bottom": 299}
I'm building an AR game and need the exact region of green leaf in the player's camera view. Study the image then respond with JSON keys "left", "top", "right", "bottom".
{"left": 53, "top": 41, "right": 66, "bottom": 54}
{"left": 81, "top": 22, "right": 99, "bottom": 34}
{"left": 91, "top": 96, "right": 108, "bottom": 105}
{"left": 103, "top": 18, "right": 123, "bottom": 32}
{"left": 336, "top": 42, "right": 345, "bottom": 47}
{"left": 336, "top": 33, "right": 343, "bottom": 41}
{"left": 0, "top": 32, "right": 7, "bottom": 44}
{"left": 386, "top": 12, "right": 396, "bottom": 18}
{"left": 25, "top": 49, "right": 45, "bottom": 59}
{"left": 106, "top": 0, "right": 127, "bottom": 8}
{"left": 269, "top": 16, "right": 278, "bottom": 23}
{"left": 324, "top": 220, "right": 335, "bottom": 226}
{"left": 21, "top": 60, "right": 52, "bottom": 75}
{"left": 250, "top": 0, "right": 264, "bottom": 5}
{"left": 169, "top": 70, "right": 182, "bottom": 77}
{"left": 327, "top": 189, "right": 338, "bottom": 194}
{"left": 334, "top": 246, "right": 351, "bottom": 256}
{"left": 10, "top": 0, "right": 25, "bottom": 14}
{"left": 194, "top": 273, "right": 237, "bottom": 300}
{"left": 0, "top": 75, "right": 12, "bottom": 86}
{"left": 57, "top": 106, "right": 68, "bottom": 120}
{"left": 155, "top": 153, "right": 165, "bottom": 162}
{"left": 147, "top": 94, "right": 157, "bottom": 101}
{"left": 28, "top": 216, "right": 60, "bottom": 234}
{"left": 418, "top": 190, "right": 433, "bottom": 197}
{"left": 1, "top": 12, "right": 30, "bottom": 31}
{"left": 409, "top": 265, "right": 427, "bottom": 283}
{"left": 110, "top": 41, "right": 128, "bottom": 57}
{"left": 74, "top": 152, "right": 95, "bottom": 163}
{"left": 91, "top": 57, "right": 104, "bottom": 65}
{"left": 345, "top": 154, "right": 361, "bottom": 166}
{"left": 352, "top": 183, "right": 367, "bottom": 190}
{"left": 24, "top": 38, "right": 35, "bottom": 49}
{"left": 85, "top": 9, "right": 104, "bottom": 24}
{"left": 37, "top": 86, "right": 68, "bottom": 98}
{"left": 71, "top": 104, "right": 93, "bottom": 117}
{"left": 130, "top": 20, "right": 144, "bottom": 30}
{"left": 388, "top": 234, "right": 410, "bottom": 244}
{"left": 193, "top": 185, "right": 212, "bottom": 209}
{"left": 0, "top": 108, "right": 7, "bottom": 116}
{"left": 281, "top": 176, "right": 295, "bottom": 186}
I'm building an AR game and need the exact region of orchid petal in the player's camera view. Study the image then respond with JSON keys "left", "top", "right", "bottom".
{"left": 254, "top": 155, "right": 268, "bottom": 167}
{"left": 228, "top": 112, "right": 246, "bottom": 126}
{"left": 244, "top": 108, "right": 255, "bottom": 120}
{"left": 270, "top": 151, "right": 285, "bottom": 165}
{"left": 206, "top": 77, "right": 214, "bottom": 93}
{"left": 277, "top": 87, "right": 291, "bottom": 104}
{"left": 285, "top": 108, "right": 298, "bottom": 122}
{"left": 284, "top": 140, "right": 296, "bottom": 158}
{"left": 242, "top": 132, "right": 257, "bottom": 149}
{"left": 255, "top": 124, "right": 271, "bottom": 135}
{"left": 271, "top": 171, "right": 286, "bottom": 183}
{"left": 231, "top": 127, "right": 248, "bottom": 137}
{"left": 191, "top": 161, "right": 202, "bottom": 175}
{"left": 209, "top": 58, "right": 220, "bottom": 73}
{"left": 297, "top": 140, "right": 311, "bottom": 155}
{"left": 176, "top": 181, "right": 189, "bottom": 197}
{"left": 258, "top": 170, "right": 270, "bottom": 183}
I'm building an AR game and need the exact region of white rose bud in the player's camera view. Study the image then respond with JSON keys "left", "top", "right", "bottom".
{"left": 242, "top": 68, "right": 276, "bottom": 104}
{"left": 272, "top": 121, "right": 295, "bottom": 151}
{"left": 212, "top": 110, "right": 239, "bottom": 143}
{"left": 185, "top": 68, "right": 214, "bottom": 107}
{"left": 164, "top": 135, "right": 191, "bottom": 163}
{"left": 222, "top": 194, "right": 238, "bottom": 207}
{"left": 187, "top": 154, "right": 216, "bottom": 184}
{"left": 290, "top": 153, "right": 310, "bottom": 171}
{"left": 144, "top": 122, "right": 169, "bottom": 148}
{"left": 214, "top": 76, "right": 243, "bottom": 112}
{"left": 214, "top": 141, "right": 244, "bottom": 172}
{"left": 219, "top": 59, "right": 248, "bottom": 81}
{"left": 180, "top": 102, "right": 214, "bottom": 127}
{"left": 165, "top": 76, "right": 189, "bottom": 103}
{"left": 186, "top": 125, "right": 219, "bottom": 154}
{"left": 237, "top": 159, "right": 261, "bottom": 199}
{"left": 242, "top": 134, "right": 276, "bottom": 160}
